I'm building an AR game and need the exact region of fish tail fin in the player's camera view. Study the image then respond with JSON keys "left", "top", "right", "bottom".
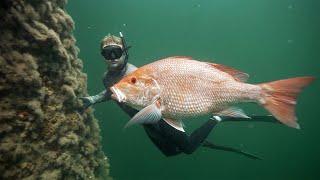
{"left": 258, "top": 76, "right": 315, "bottom": 129}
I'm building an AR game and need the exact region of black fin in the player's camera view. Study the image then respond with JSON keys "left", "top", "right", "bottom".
{"left": 202, "top": 141, "right": 262, "bottom": 160}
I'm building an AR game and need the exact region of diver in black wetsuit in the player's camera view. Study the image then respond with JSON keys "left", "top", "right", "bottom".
{"left": 80, "top": 33, "right": 278, "bottom": 158}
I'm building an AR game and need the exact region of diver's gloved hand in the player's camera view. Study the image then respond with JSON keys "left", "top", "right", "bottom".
{"left": 79, "top": 96, "right": 94, "bottom": 110}
{"left": 78, "top": 91, "right": 108, "bottom": 111}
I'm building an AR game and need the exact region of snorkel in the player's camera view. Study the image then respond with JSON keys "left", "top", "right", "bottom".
{"left": 119, "top": 32, "right": 130, "bottom": 69}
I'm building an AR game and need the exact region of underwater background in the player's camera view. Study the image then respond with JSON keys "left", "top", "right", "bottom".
{"left": 67, "top": 0, "right": 319, "bottom": 179}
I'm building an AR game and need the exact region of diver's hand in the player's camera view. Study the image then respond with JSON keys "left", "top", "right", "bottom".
{"left": 79, "top": 96, "right": 94, "bottom": 110}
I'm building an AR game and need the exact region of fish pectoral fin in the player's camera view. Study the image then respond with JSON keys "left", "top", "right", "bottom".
{"left": 124, "top": 101, "right": 162, "bottom": 128}
{"left": 163, "top": 118, "right": 185, "bottom": 132}
{"left": 215, "top": 107, "right": 250, "bottom": 119}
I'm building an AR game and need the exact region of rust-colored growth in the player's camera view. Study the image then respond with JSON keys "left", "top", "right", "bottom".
{"left": 17, "top": 111, "right": 29, "bottom": 120}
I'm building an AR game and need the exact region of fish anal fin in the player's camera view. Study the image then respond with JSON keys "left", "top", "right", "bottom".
{"left": 163, "top": 118, "right": 185, "bottom": 132}
{"left": 215, "top": 107, "right": 250, "bottom": 119}
{"left": 208, "top": 63, "right": 249, "bottom": 82}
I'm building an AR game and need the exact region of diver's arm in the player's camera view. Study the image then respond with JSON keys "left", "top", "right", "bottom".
{"left": 80, "top": 67, "right": 125, "bottom": 109}
{"left": 80, "top": 90, "right": 110, "bottom": 109}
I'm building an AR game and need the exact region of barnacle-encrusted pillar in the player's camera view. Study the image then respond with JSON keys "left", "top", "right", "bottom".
{"left": 0, "top": 0, "right": 110, "bottom": 179}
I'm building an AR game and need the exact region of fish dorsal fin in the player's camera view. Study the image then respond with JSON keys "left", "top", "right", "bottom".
{"left": 163, "top": 118, "right": 185, "bottom": 132}
{"left": 208, "top": 63, "right": 249, "bottom": 82}
{"left": 124, "top": 100, "right": 162, "bottom": 128}
{"left": 215, "top": 107, "right": 250, "bottom": 119}
{"left": 167, "top": 56, "right": 193, "bottom": 60}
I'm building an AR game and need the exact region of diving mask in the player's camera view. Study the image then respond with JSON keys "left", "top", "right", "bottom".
{"left": 101, "top": 45, "right": 124, "bottom": 60}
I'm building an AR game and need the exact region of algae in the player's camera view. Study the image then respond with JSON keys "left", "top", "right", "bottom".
{"left": 0, "top": 0, "right": 111, "bottom": 179}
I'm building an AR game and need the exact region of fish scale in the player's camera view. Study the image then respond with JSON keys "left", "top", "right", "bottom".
{"left": 143, "top": 57, "right": 260, "bottom": 120}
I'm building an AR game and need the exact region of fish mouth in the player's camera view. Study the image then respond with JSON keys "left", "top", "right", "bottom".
{"left": 110, "top": 86, "right": 126, "bottom": 103}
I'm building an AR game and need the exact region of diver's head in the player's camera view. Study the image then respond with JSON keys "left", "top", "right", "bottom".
{"left": 100, "top": 34, "right": 126, "bottom": 70}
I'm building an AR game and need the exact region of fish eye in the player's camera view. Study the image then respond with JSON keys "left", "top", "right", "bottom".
{"left": 130, "top": 77, "right": 137, "bottom": 84}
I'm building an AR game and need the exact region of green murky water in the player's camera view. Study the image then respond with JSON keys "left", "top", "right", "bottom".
{"left": 67, "top": 1, "right": 319, "bottom": 179}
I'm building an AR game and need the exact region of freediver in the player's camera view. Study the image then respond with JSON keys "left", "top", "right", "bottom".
{"left": 80, "top": 33, "right": 278, "bottom": 159}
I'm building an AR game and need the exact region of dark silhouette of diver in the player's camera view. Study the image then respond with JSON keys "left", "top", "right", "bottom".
{"left": 80, "top": 33, "right": 278, "bottom": 159}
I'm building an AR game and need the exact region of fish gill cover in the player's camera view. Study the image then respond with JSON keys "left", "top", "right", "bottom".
{"left": 0, "top": 0, "right": 111, "bottom": 179}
